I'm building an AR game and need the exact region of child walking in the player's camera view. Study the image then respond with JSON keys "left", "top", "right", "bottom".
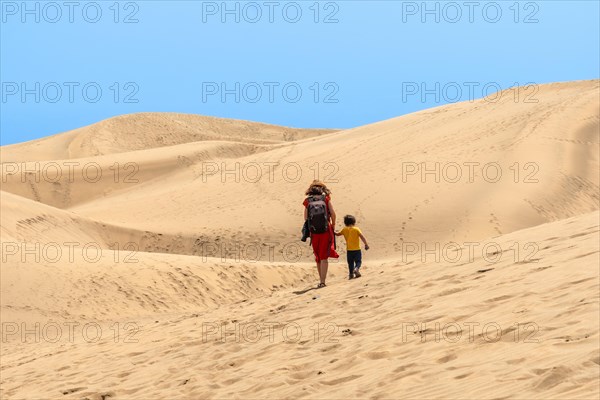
{"left": 335, "top": 215, "right": 370, "bottom": 279}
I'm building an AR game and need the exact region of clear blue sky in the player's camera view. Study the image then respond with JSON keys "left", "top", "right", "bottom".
{"left": 1, "top": 0, "right": 599, "bottom": 145}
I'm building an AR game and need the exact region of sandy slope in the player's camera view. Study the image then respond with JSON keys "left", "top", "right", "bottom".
{"left": 0, "top": 112, "right": 337, "bottom": 162}
{"left": 1, "top": 80, "right": 599, "bottom": 399}
{"left": 1, "top": 212, "right": 598, "bottom": 400}
{"left": 4, "top": 80, "right": 596, "bottom": 261}
{"left": 0, "top": 186, "right": 321, "bottom": 326}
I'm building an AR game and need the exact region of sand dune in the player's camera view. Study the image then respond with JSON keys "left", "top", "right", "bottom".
{"left": 0, "top": 190, "right": 320, "bottom": 327}
{"left": 1, "top": 80, "right": 599, "bottom": 399}
{"left": 4, "top": 80, "right": 597, "bottom": 261}
{"left": 0, "top": 112, "right": 337, "bottom": 162}
{"left": 1, "top": 212, "right": 598, "bottom": 399}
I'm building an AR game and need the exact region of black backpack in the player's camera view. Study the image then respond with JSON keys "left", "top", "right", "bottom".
{"left": 307, "top": 195, "right": 329, "bottom": 234}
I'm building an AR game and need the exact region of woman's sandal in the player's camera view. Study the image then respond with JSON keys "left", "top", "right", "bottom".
{"left": 317, "top": 282, "right": 326, "bottom": 288}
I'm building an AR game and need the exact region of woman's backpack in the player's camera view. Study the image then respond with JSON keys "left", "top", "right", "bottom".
{"left": 307, "top": 195, "right": 329, "bottom": 234}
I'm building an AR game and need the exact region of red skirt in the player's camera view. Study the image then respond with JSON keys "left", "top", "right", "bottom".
{"left": 311, "top": 225, "right": 339, "bottom": 262}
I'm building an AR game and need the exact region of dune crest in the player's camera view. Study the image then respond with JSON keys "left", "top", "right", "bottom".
{"left": 1, "top": 112, "right": 337, "bottom": 162}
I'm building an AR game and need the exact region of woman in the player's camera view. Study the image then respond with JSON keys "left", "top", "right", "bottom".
{"left": 303, "top": 180, "right": 339, "bottom": 287}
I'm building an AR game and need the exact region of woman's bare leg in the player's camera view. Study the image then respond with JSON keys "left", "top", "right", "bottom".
{"left": 320, "top": 260, "right": 329, "bottom": 284}
{"left": 316, "top": 261, "right": 323, "bottom": 283}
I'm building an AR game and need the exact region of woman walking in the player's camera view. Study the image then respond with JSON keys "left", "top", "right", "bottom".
{"left": 303, "top": 180, "right": 339, "bottom": 287}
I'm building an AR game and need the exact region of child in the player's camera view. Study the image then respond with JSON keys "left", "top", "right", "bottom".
{"left": 335, "top": 215, "right": 369, "bottom": 279}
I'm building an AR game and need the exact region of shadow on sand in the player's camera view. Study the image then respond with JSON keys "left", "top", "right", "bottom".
{"left": 293, "top": 286, "right": 319, "bottom": 295}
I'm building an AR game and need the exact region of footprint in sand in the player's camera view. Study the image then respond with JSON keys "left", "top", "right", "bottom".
{"left": 454, "top": 372, "right": 472, "bottom": 379}
{"left": 438, "top": 287, "right": 469, "bottom": 297}
{"left": 489, "top": 213, "right": 502, "bottom": 234}
{"left": 437, "top": 353, "right": 457, "bottom": 363}
{"left": 361, "top": 351, "right": 391, "bottom": 360}
{"left": 534, "top": 366, "right": 573, "bottom": 390}
{"left": 61, "top": 387, "right": 86, "bottom": 395}
{"left": 321, "top": 375, "right": 362, "bottom": 385}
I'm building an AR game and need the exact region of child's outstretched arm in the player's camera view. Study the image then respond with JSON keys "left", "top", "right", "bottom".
{"left": 334, "top": 231, "right": 343, "bottom": 236}
{"left": 359, "top": 233, "right": 370, "bottom": 250}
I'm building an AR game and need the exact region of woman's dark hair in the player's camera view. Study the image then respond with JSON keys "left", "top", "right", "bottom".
{"left": 305, "top": 180, "right": 331, "bottom": 196}
{"left": 344, "top": 215, "right": 356, "bottom": 226}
